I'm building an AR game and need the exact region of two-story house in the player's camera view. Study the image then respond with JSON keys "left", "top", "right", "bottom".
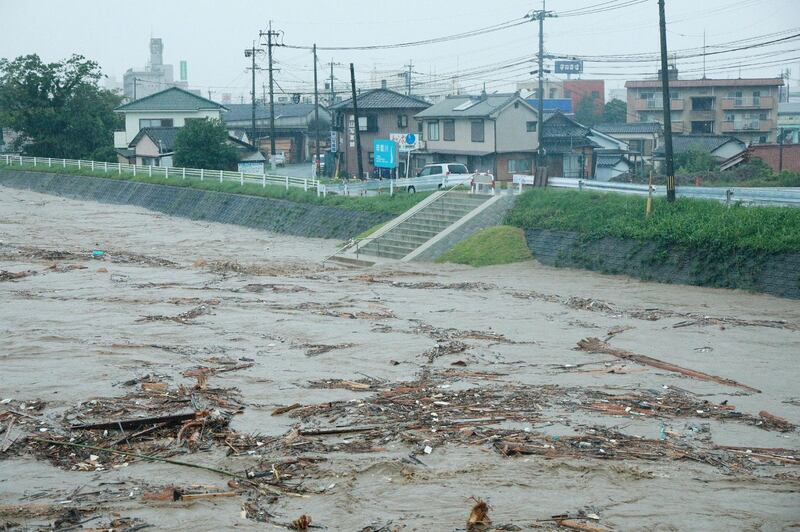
{"left": 330, "top": 88, "right": 431, "bottom": 178}
{"left": 594, "top": 122, "right": 663, "bottom": 165}
{"left": 114, "top": 87, "right": 228, "bottom": 163}
{"left": 625, "top": 75, "right": 783, "bottom": 144}
{"left": 414, "top": 93, "right": 539, "bottom": 181}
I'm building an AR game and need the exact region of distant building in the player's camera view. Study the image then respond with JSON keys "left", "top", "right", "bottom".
{"left": 415, "top": 93, "right": 539, "bottom": 181}
{"left": 519, "top": 79, "right": 605, "bottom": 116}
{"left": 123, "top": 38, "right": 189, "bottom": 101}
{"left": 223, "top": 103, "right": 331, "bottom": 164}
{"left": 526, "top": 98, "right": 574, "bottom": 115}
{"left": 652, "top": 134, "right": 748, "bottom": 171}
{"left": 778, "top": 102, "right": 800, "bottom": 144}
{"left": 625, "top": 74, "right": 783, "bottom": 144}
{"left": 331, "top": 88, "right": 431, "bottom": 178}
{"left": 594, "top": 122, "right": 663, "bottom": 164}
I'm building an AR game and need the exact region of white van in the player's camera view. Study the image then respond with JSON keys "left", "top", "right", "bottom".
{"left": 399, "top": 163, "right": 475, "bottom": 193}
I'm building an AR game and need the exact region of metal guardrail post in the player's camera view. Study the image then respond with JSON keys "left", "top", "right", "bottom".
{"left": 578, "top": 179, "right": 583, "bottom": 191}
{"left": 77, "top": 160, "right": 81, "bottom": 170}
{"left": 726, "top": 189, "right": 733, "bottom": 206}
{"left": 262, "top": 174, "right": 266, "bottom": 187}
{"left": 104, "top": 161, "right": 107, "bottom": 172}
{"left": 165, "top": 166, "right": 168, "bottom": 179}
{"left": 133, "top": 165, "right": 136, "bottom": 177}
{"left": 118, "top": 163, "right": 121, "bottom": 175}
{"left": 33, "top": 157, "right": 37, "bottom": 167}
{"left": 285, "top": 175, "right": 289, "bottom": 190}
{"left": 304, "top": 179, "right": 308, "bottom": 191}
{"left": 63, "top": 159, "right": 66, "bottom": 168}
{"left": 91, "top": 160, "right": 94, "bottom": 172}
{"left": 200, "top": 168, "right": 204, "bottom": 181}
{"left": 240, "top": 171, "right": 244, "bottom": 186}
{"left": 148, "top": 165, "right": 152, "bottom": 177}
{"left": 219, "top": 170, "right": 223, "bottom": 183}
{"left": 182, "top": 167, "right": 186, "bottom": 180}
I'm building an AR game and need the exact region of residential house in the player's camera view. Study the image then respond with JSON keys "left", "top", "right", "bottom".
{"left": 330, "top": 88, "right": 431, "bottom": 178}
{"left": 778, "top": 102, "right": 800, "bottom": 144}
{"left": 594, "top": 151, "right": 633, "bottom": 181}
{"left": 594, "top": 122, "right": 663, "bottom": 164}
{"left": 414, "top": 93, "right": 539, "bottom": 181}
{"left": 652, "top": 134, "right": 748, "bottom": 171}
{"left": 127, "top": 127, "right": 180, "bottom": 167}
{"left": 222, "top": 103, "right": 331, "bottom": 164}
{"left": 625, "top": 74, "right": 783, "bottom": 144}
{"left": 114, "top": 86, "right": 228, "bottom": 161}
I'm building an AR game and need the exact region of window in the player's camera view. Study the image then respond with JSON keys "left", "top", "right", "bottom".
{"left": 591, "top": 91, "right": 600, "bottom": 99}
{"left": 758, "top": 135, "right": 767, "bottom": 144}
{"left": 443, "top": 120, "right": 455, "bottom": 141}
{"left": 629, "top": 140, "right": 644, "bottom": 153}
{"left": 549, "top": 88, "right": 557, "bottom": 99}
{"left": 564, "top": 90, "right": 572, "bottom": 98}
{"left": 448, "top": 164, "right": 469, "bottom": 174}
{"left": 471, "top": 119, "right": 484, "bottom": 142}
{"left": 759, "top": 112, "right": 768, "bottom": 120}
{"left": 417, "top": 165, "right": 443, "bottom": 177}
{"left": 724, "top": 112, "right": 735, "bottom": 122}
{"left": 526, "top": 121, "right": 538, "bottom": 133}
{"left": 397, "top": 114, "right": 408, "bottom": 128}
{"left": 691, "top": 121, "right": 714, "bottom": 134}
{"left": 508, "top": 159, "right": 532, "bottom": 173}
{"left": 691, "top": 97, "right": 714, "bottom": 111}
{"left": 427, "top": 121, "right": 440, "bottom": 141}
{"left": 139, "top": 118, "right": 173, "bottom": 128}
{"left": 368, "top": 152, "right": 374, "bottom": 165}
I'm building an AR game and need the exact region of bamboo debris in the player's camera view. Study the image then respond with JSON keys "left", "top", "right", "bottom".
{"left": 576, "top": 337, "right": 760, "bottom": 393}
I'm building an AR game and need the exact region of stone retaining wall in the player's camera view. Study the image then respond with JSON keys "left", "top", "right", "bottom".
{"left": 524, "top": 229, "right": 800, "bottom": 299}
{"left": 0, "top": 170, "right": 393, "bottom": 240}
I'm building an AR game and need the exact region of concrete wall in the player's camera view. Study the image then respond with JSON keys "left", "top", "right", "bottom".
{"left": 0, "top": 170, "right": 393, "bottom": 240}
{"left": 524, "top": 229, "right": 800, "bottom": 299}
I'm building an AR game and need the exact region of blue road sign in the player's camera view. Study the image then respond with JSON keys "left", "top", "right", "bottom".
{"left": 405, "top": 133, "right": 416, "bottom": 145}
{"left": 373, "top": 139, "right": 397, "bottom": 169}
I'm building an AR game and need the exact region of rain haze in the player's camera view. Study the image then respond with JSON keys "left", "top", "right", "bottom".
{"left": 2, "top": 1, "right": 800, "bottom": 531}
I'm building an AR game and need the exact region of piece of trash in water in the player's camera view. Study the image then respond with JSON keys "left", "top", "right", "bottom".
{"left": 659, "top": 421, "right": 667, "bottom": 441}
{"left": 96, "top": 267, "right": 108, "bottom": 273}
{"left": 289, "top": 514, "right": 312, "bottom": 530}
{"left": 694, "top": 346, "right": 714, "bottom": 353}
{"left": 467, "top": 498, "right": 491, "bottom": 531}
{"left": 91, "top": 250, "right": 105, "bottom": 258}
{"left": 424, "top": 445, "right": 433, "bottom": 454}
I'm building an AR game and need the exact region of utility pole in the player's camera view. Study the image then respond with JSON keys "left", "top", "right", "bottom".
{"left": 658, "top": 0, "right": 676, "bottom": 202}
{"left": 529, "top": 1, "right": 555, "bottom": 187}
{"left": 260, "top": 22, "right": 281, "bottom": 165}
{"left": 404, "top": 60, "right": 413, "bottom": 95}
{"left": 350, "top": 63, "right": 364, "bottom": 180}
{"left": 313, "top": 44, "right": 321, "bottom": 174}
{"left": 133, "top": 77, "right": 137, "bottom": 100}
{"left": 244, "top": 44, "right": 259, "bottom": 148}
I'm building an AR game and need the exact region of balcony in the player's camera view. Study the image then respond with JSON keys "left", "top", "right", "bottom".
{"left": 631, "top": 98, "right": 684, "bottom": 111}
{"left": 720, "top": 119, "right": 774, "bottom": 133}
{"left": 720, "top": 96, "right": 775, "bottom": 110}
{"left": 113, "top": 131, "right": 129, "bottom": 149}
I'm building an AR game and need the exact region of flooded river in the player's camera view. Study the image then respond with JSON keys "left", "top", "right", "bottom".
{"left": 1, "top": 187, "right": 798, "bottom": 531}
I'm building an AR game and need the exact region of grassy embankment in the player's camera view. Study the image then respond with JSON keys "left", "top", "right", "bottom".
{"left": 0, "top": 162, "right": 429, "bottom": 215}
{"left": 435, "top": 226, "right": 532, "bottom": 267}
{"left": 506, "top": 188, "right": 800, "bottom": 254}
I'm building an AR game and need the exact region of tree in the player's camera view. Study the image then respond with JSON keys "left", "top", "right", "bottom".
{"left": 173, "top": 119, "right": 239, "bottom": 170}
{"left": 674, "top": 147, "right": 717, "bottom": 173}
{"left": 575, "top": 95, "right": 601, "bottom": 126}
{"left": 0, "top": 54, "right": 122, "bottom": 159}
{"left": 603, "top": 98, "right": 627, "bottom": 123}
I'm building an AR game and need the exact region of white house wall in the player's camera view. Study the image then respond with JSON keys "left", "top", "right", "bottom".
{"left": 119, "top": 109, "right": 223, "bottom": 147}
{"left": 495, "top": 104, "right": 539, "bottom": 152}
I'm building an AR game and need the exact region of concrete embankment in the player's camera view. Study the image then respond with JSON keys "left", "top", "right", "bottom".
{"left": 524, "top": 229, "right": 800, "bottom": 299}
{"left": 0, "top": 170, "right": 393, "bottom": 239}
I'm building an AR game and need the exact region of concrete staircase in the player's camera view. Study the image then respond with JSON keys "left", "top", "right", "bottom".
{"left": 358, "top": 192, "right": 490, "bottom": 259}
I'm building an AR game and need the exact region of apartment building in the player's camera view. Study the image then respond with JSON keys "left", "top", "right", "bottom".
{"left": 625, "top": 76, "right": 784, "bottom": 144}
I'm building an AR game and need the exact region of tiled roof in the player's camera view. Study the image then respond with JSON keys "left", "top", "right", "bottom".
{"left": 653, "top": 134, "right": 745, "bottom": 155}
{"left": 223, "top": 103, "right": 318, "bottom": 122}
{"left": 128, "top": 127, "right": 181, "bottom": 152}
{"left": 415, "top": 93, "right": 527, "bottom": 119}
{"left": 330, "top": 88, "right": 430, "bottom": 111}
{"left": 594, "top": 122, "right": 663, "bottom": 134}
{"left": 115, "top": 87, "right": 227, "bottom": 112}
{"left": 625, "top": 78, "right": 783, "bottom": 89}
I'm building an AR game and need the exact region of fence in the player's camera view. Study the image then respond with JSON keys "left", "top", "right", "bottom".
{"left": 547, "top": 177, "right": 800, "bottom": 207}
{"left": 1, "top": 154, "right": 324, "bottom": 196}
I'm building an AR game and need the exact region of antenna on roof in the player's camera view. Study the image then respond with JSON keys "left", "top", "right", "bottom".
{"left": 702, "top": 29, "right": 707, "bottom": 79}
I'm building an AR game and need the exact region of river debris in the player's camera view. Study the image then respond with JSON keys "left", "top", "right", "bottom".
{"left": 467, "top": 498, "right": 491, "bottom": 531}
{"left": 137, "top": 301, "right": 219, "bottom": 324}
{"left": 302, "top": 342, "right": 355, "bottom": 356}
{"left": 0, "top": 269, "right": 36, "bottom": 281}
{"left": 576, "top": 337, "right": 761, "bottom": 393}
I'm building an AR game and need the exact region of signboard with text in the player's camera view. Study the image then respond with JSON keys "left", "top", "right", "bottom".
{"left": 330, "top": 131, "right": 338, "bottom": 153}
{"left": 373, "top": 139, "right": 398, "bottom": 169}
{"left": 389, "top": 132, "right": 421, "bottom": 151}
{"left": 555, "top": 60, "right": 583, "bottom": 74}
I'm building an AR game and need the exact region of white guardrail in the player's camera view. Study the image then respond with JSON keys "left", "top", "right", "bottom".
{"left": 546, "top": 177, "right": 800, "bottom": 207}
{"left": 1, "top": 154, "right": 325, "bottom": 196}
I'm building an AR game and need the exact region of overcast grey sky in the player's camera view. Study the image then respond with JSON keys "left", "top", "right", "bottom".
{"left": 3, "top": 0, "right": 799, "bottom": 100}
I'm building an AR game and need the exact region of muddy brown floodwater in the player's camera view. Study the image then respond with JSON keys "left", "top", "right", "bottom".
{"left": 1, "top": 187, "right": 799, "bottom": 531}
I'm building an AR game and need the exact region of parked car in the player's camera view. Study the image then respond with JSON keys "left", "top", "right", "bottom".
{"left": 270, "top": 152, "right": 286, "bottom": 167}
{"left": 398, "top": 163, "right": 475, "bottom": 193}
